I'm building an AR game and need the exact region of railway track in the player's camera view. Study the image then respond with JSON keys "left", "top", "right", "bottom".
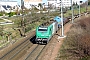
{"left": 25, "top": 45, "right": 46, "bottom": 60}
{"left": 0, "top": 31, "right": 35, "bottom": 60}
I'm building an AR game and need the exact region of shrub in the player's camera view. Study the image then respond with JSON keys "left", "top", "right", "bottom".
{"left": 56, "top": 16, "right": 90, "bottom": 60}
{"left": 0, "top": 13, "right": 3, "bottom": 16}
{"left": 8, "top": 12, "right": 16, "bottom": 17}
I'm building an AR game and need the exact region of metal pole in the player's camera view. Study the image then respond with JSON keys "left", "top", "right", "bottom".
{"left": 57, "top": 0, "right": 66, "bottom": 39}
{"left": 21, "top": 0, "right": 25, "bottom": 37}
{"left": 86, "top": 0, "right": 88, "bottom": 12}
{"left": 71, "top": 0, "right": 74, "bottom": 23}
{"left": 79, "top": 1, "right": 81, "bottom": 17}
{"left": 61, "top": 0, "right": 64, "bottom": 36}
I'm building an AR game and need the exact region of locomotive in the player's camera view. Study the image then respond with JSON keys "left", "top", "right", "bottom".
{"left": 35, "top": 16, "right": 69, "bottom": 44}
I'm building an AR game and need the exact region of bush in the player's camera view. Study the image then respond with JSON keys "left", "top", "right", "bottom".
{"left": 0, "top": 13, "right": 3, "bottom": 16}
{"left": 56, "top": 16, "right": 90, "bottom": 60}
{"left": 8, "top": 12, "right": 16, "bottom": 17}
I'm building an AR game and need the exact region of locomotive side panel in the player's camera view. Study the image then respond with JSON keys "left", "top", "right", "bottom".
{"left": 52, "top": 22, "right": 58, "bottom": 35}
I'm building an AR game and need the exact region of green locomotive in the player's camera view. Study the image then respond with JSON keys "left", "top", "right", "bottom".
{"left": 36, "top": 21, "right": 58, "bottom": 44}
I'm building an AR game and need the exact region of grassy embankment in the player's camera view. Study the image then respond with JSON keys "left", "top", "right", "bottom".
{"left": 56, "top": 6, "right": 90, "bottom": 60}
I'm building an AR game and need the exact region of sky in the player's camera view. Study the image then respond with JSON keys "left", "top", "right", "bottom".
{"left": 78, "top": 0, "right": 87, "bottom": 2}
{"left": 12, "top": 0, "right": 21, "bottom": 5}
{"left": 75, "top": 0, "right": 87, "bottom": 2}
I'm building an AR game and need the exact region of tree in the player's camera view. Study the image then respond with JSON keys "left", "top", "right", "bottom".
{"left": 88, "top": 0, "right": 90, "bottom": 5}
{"left": 38, "top": 3, "right": 43, "bottom": 10}
{"left": 5, "top": 32, "right": 12, "bottom": 41}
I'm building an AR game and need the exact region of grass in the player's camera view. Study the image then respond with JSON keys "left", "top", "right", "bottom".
{"left": 64, "top": 7, "right": 88, "bottom": 17}
{"left": 0, "top": 41, "right": 9, "bottom": 48}
{"left": 81, "top": 56, "right": 90, "bottom": 60}
{"left": 0, "top": 18, "right": 5, "bottom": 22}
{"left": 0, "top": 36, "right": 2, "bottom": 40}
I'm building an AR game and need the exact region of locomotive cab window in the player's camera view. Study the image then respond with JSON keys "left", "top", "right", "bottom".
{"left": 38, "top": 27, "right": 48, "bottom": 32}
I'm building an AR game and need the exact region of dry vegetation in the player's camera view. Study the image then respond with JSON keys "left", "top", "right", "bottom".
{"left": 0, "top": 11, "right": 59, "bottom": 48}
{"left": 56, "top": 15, "right": 90, "bottom": 60}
